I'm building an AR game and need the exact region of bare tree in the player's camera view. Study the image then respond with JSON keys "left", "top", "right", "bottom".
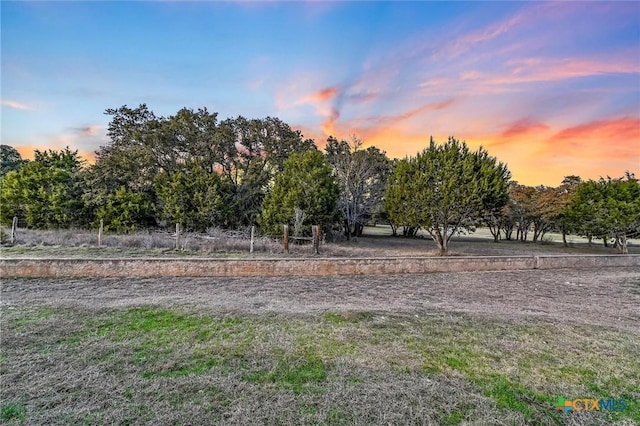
{"left": 325, "top": 136, "right": 391, "bottom": 239}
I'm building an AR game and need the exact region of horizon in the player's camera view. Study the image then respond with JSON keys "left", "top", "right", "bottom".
{"left": 2, "top": 1, "right": 639, "bottom": 187}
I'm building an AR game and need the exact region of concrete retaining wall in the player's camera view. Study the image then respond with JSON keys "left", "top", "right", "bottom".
{"left": 1, "top": 255, "right": 638, "bottom": 278}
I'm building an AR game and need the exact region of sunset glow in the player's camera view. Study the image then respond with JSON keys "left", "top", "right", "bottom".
{"left": 2, "top": 1, "right": 638, "bottom": 186}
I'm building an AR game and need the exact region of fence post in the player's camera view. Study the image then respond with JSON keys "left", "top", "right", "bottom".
{"left": 11, "top": 216, "right": 18, "bottom": 245}
{"left": 250, "top": 225, "right": 255, "bottom": 253}
{"left": 312, "top": 225, "right": 320, "bottom": 255}
{"left": 283, "top": 224, "right": 289, "bottom": 254}
{"left": 175, "top": 223, "right": 180, "bottom": 250}
{"left": 98, "top": 219, "right": 104, "bottom": 247}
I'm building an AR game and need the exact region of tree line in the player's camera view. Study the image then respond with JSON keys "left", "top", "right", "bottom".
{"left": 1, "top": 105, "right": 638, "bottom": 254}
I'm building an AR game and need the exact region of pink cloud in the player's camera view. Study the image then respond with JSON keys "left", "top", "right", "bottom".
{"left": 1, "top": 99, "right": 30, "bottom": 110}
{"left": 500, "top": 118, "right": 550, "bottom": 139}
{"left": 495, "top": 55, "right": 640, "bottom": 85}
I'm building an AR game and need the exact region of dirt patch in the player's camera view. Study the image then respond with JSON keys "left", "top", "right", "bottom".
{"left": 2, "top": 267, "right": 639, "bottom": 333}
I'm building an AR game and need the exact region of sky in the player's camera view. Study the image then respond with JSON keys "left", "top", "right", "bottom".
{"left": 1, "top": 1, "right": 639, "bottom": 186}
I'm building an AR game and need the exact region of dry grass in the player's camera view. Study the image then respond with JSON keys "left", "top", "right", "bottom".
{"left": 2, "top": 225, "right": 637, "bottom": 258}
{"left": 0, "top": 227, "right": 283, "bottom": 258}
{"left": 1, "top": 268, "right": 639, "bottom": 425}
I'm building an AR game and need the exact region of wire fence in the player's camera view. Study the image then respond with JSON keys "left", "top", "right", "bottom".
{"left": 1, "top": 219, "right": 327, "bottom": 255}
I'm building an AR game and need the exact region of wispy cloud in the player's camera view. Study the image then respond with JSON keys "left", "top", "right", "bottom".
{"left": 1, "top": 99, "right": 31, "bottom": 110}
{"left": 433, "top": 8, "right": 526, "bottom": 61}
{"left": 487, "top": 55, "right": 640, "bottom": 86}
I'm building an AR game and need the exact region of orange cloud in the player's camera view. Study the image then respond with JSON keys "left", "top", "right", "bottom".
{"left": 309, "top": 86, "right": 340, "bottom": 102}
{"left": 1, "top": 100, "right": 30, "bottom": 110}
{"left": 321, "top": 108, "right": 340, "bottom": 137}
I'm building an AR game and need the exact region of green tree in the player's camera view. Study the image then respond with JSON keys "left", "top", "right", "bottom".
{"left": 259, "top": 150, "right": 339, "bottom": 236}
{"left": 154, "top": 161, "right": 229, "bottom": 232}
{"left": 384, "top": 137, "right": 510, "bottom": 254}
{"left": 0, "top": 145, "right": 27, "bottom": 177}
{"left": 382, "top": 158, "right": 421, "bottom": 237}
{"left": 566, "top": 174, "right": 640, "bottom": 253}
{"left": 95, "top": 187, "right": 155, "bottom": 233}
{"left": 0, "top": 170, "right": 23, "bottom": 223}
{"left": 0, "top": 148, "right": 84, "bottom": 228}
{"left": 325, "top": 136, "right": 391, "bottom": 238}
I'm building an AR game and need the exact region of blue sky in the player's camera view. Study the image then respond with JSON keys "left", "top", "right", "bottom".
{"left": 2, "top": 1, "right": 639, "bottom": 185}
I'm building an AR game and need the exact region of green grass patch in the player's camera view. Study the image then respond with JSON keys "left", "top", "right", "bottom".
{"left": 323, "top": 311, "right": 373, "bottom": 325}
{"left": 10, "top": 307, "right": 55, "bottom": 328}
{"left": 105, "top": 307, "right": 242, "bottom": 337}
{"left": 245, "top": 349, "right": 327, "bottom": 394}
{"left": 1, "top": 402, "right": 26, "bottom": 423}
{"left": 443, "top": 404, "right": 475, "bottom": 425}
{"left": 476, "top": 375, "right": 559, "bottom": 423}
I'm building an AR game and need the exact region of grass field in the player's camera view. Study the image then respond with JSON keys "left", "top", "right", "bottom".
{"left": 1, "top": 268, "right": 639, "bottom": 425}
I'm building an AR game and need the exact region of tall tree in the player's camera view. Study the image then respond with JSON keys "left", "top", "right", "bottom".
{"left": 0, "top": 148, "right": 84, "bottom": 228}
{"left": 325, "top": 136, "right": 391, "bottom": 238}
{"left": 258, "top": 150, "right": 339, "bottom": 236}
{"left": 384, "top": 137, "right": 510, "bottom": 254}
{"left": 88, "top": 105, "right": 315, "bottom": 230}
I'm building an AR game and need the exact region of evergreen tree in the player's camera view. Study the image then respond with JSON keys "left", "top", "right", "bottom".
{"left": 259, "top": 150, "right": 339, "bottom": 236}
{"left": 384, "top": 137, "right": 510, "bottom": 254}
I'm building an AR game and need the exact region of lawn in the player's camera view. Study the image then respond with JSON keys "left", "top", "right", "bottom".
{"left": 1, "top": 268, "right": 639, "bottom": 425}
